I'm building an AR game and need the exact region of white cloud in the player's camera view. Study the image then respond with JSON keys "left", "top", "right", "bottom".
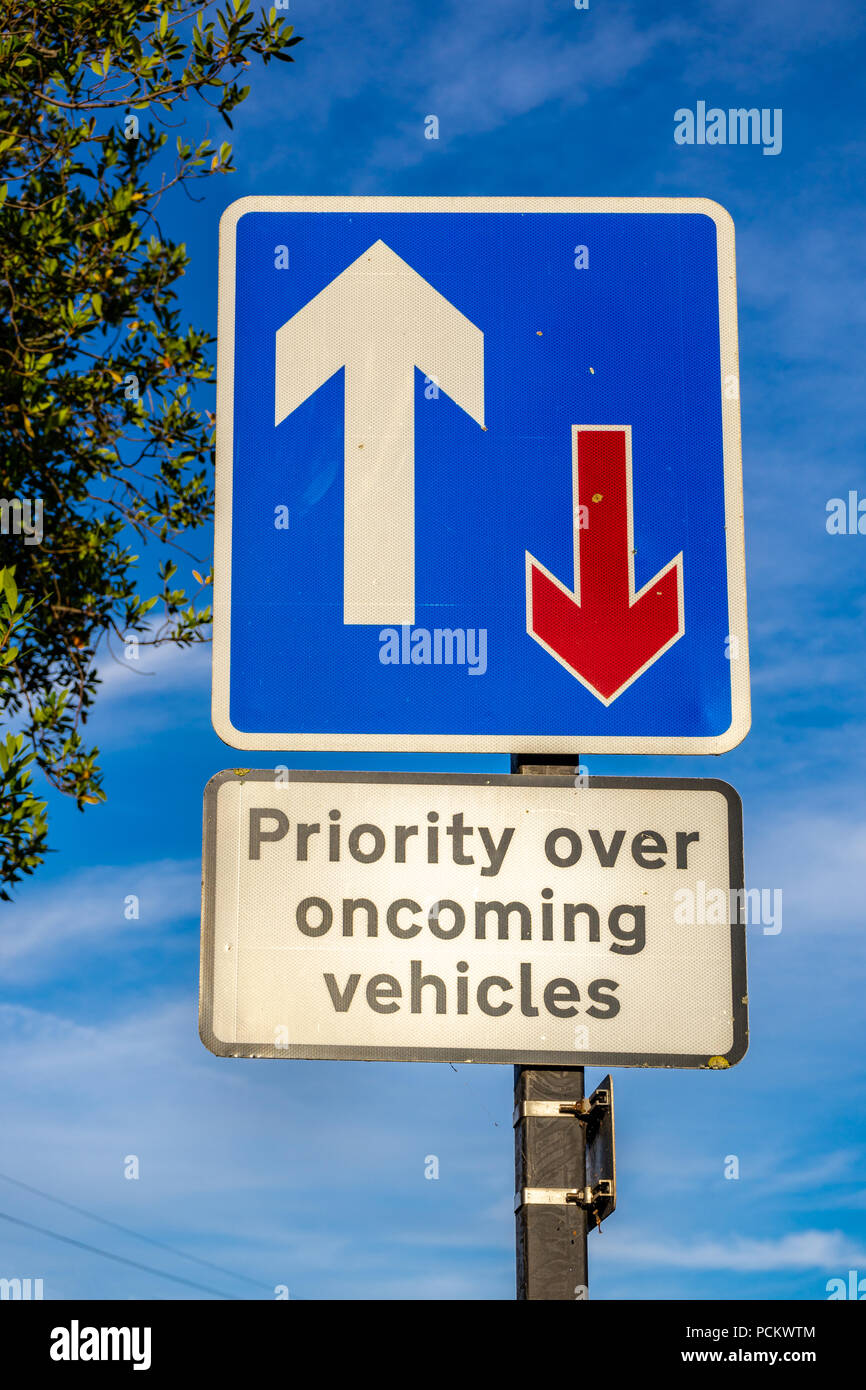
{"left": 595, "top": 1228, "right": 866, "bottom": 1272}
{"left": 236, "top": 0, "right": 865, "bottom": 180}
{"left": 753, "top": 1149, "right": 862, "bottom": 1196}
{"left": 93, "top": 635, "right": 211, "bottom": 703}
{"left": 375, "top": 17, "right": 682, "bottom": 175}
{"left": 76, "top": 633, "right": 213, "bottom": 745}
{"left": 746, "top": 812, "right": 866, "bottom": 933}
{"left": 0, "top": 860, "right": 200, "bottom": 979}
{"left": 239, "top": 1, "right": 685, "bottom": 178}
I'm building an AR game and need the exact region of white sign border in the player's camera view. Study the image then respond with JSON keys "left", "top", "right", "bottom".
{"left": 199, "top": 770, "right": 748, "bottom": 1069}
{"left": 213, "top": 196, "right": 750, "bottom": 754}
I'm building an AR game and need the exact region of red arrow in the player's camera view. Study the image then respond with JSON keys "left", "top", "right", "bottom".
{"left": 526, "top": 426, "right": 683, "bottom": 705}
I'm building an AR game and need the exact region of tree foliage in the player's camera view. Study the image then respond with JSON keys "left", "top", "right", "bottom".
{"left": 0, "top": 0, "right": 302, "bottom": 897}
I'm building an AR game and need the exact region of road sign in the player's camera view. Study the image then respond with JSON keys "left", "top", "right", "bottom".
{"left": 213, "top": 196, "right": 749, "bottom": 754}
{"left": 199, "top": 771, "right": 747, "bottom": 1068}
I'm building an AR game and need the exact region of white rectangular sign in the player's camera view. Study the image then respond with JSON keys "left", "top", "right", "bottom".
{"left": 200, "top": 772, "right": 747, "bottom": 1068}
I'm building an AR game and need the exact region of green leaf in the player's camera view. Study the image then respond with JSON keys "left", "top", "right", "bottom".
{"left": 2, "top": 570, "right": 18, "bottom": 611}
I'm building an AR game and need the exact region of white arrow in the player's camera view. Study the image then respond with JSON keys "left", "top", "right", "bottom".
{"left": 275, "top": 239, "right": 485, "bottom": 625}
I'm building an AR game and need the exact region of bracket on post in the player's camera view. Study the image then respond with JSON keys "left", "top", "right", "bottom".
{"left": 513, "top": 1076, "right": 616, "bottom": 1229}
{"left": 584, "top": 1075, "right": 616, "bottom": 1227}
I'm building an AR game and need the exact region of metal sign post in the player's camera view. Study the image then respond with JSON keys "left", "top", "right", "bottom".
{"left": 514, "top": 1063, "right": 588, "bottom": 1300}
{"left": 514, "top": 1071, "right": 616, "bottom": 1301}
{"left": 512, "top": 755, "right": 589, "bottom": 1300}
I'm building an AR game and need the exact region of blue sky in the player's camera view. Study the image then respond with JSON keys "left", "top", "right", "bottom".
{"left": 2, "top": 0, "right": 866, "bottom": 1300}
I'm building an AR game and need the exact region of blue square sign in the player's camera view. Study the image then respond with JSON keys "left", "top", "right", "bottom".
{"left": 213, "top": 197, "right": 749, "bottom": 753}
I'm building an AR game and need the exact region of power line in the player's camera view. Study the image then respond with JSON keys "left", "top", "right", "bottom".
{"left": 0, "top": 1168, "right": 267, "bottom": 1292}
{"left": 0, "top": 1209, "right": 235, "bottom": 1299}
